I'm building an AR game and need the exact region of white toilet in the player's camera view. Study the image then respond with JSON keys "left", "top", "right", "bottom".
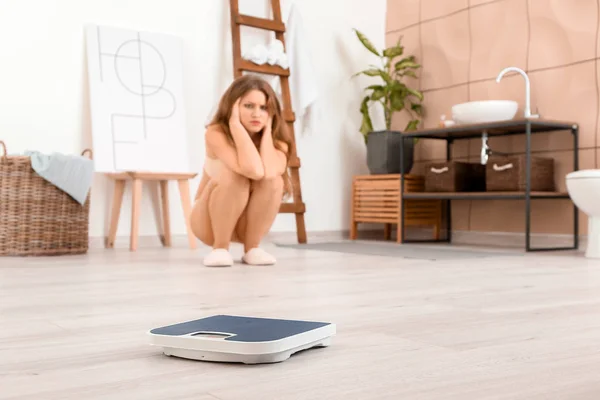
{"left": 566, "top": 170, "right": 600, "bottom": 258}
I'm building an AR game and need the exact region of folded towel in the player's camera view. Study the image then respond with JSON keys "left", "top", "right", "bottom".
{"left": 24, "top": 150, "right": 95, "bottom": 205}
{"left": 243, "top": 44, "right": 269, "bottom": 65}
{"left": 268, "top": 39, "right": 284, "bottom": 55}
{"left": 243, "top": 39, "right": 289, "bottom": 69}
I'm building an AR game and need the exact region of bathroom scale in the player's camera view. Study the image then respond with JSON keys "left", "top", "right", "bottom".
{"left": 148, "top": 314, "right": 336, "bottom": 364}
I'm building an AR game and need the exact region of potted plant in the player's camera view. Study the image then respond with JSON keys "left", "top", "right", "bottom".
{"left": 352, "top": 29, "right": 424, "bottom": 175}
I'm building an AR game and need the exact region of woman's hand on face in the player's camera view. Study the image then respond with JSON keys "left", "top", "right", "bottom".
{"left": 261, "top": 115, "right": 274, "bottom": 147}
{"left": 265, "top": 115, "right": 273, "bottom": 136}
{"left": 229, "top": 98, "right": 241, "bottom": 126}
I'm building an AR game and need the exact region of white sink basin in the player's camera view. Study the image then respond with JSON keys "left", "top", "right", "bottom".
{"left": 451, "top": 100, "right": 518, "bottom": 124}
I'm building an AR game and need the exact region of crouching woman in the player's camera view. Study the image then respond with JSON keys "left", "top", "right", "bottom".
{"left": 190, "top": 75, "right": 293, "bottom": 267}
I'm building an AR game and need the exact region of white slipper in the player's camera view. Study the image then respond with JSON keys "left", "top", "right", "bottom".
{"left": 203, "top": 248, "right": 234, "bottom": 267}
{"left": 242, "top": 248, "right": 276, "bottom": 265}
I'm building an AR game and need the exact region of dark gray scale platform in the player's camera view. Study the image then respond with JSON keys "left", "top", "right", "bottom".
{"left": 148, "top": 315, "right": 336, "bottom": 364}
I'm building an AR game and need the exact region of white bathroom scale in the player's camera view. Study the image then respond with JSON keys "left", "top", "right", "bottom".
{"left": 148, "top": 314, "right": 336, "bottom": 364}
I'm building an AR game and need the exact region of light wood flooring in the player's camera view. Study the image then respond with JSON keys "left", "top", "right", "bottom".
{"left": 2, "top": 237, "right": 600, "bottom": 399}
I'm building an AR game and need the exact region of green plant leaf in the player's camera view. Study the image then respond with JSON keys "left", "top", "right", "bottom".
{"left": 400, "top": 70, "right": 418, "bottom": 79}
{"left": 365, "top": 84, "right": 385, "bottom": 91}
{"left": 362, "top": 69, "right": 381, "bottom": 77}
{"left": 359, "top": 96, "right": 373, "bottom": 135}
{"left": 360, "top": 95, "right": 370, "bottom": 113}
{"left": 360, "top": 115, "right": 372, "bottom": 135}
{"left": 371, "top": 87, "right": 386, "bottom": 101}
{"left": 379, "top": 70, "right": 393, "bottom": 84}
{"left": 383, "top": 45, "right": 404, "bottom": 59}
{"left": 390, "top": 80, "right": 406, "bottom": 90}
{"left": 406, "top": 87, "right": 424, "bottom": 102}
{"left": 390, "top": 88, "right": 405, "bottom": 111}
{"left": 395, "top": 55, "right": 414, "bottom": 63}
{"left": 360, "top": 116, "right": 373, "bottom": 135}
{"left": 359, "top": 69, "right": 393, "bottom": 84}
{"left": 411, "top": 103, "right": 423, "bottom": 116}
{"left": 395, "top": 56, "right": 420, "bottom": 71}
{"left": 398, "top": 61, "right": 420, "bottom": 70}
{"left": 352, "top": 68, "right": 378, "bottom": 78}
{"left": 405, "top": 119, "right": 420, "bottom": 131}
{"left": 354, "top": 29, "right": 380, "bottom": 57}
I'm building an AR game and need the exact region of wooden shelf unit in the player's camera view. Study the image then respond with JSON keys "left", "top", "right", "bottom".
{"left": 350, "top": 174, "right": 443, "bottom": 243}
{"left": 398, "top": 118, "right": 579, "bottom": 252}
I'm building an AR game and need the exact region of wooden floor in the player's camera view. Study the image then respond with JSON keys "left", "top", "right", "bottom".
{"left": 2, "top": 237, "right": 600, "bottom": 399}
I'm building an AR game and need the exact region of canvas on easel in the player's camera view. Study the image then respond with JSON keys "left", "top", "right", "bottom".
{"left": 85, "top": 24, "right": 197, "bottom": 251}
{"left": 85, "top": 24, "right": 190, "bottom": 173}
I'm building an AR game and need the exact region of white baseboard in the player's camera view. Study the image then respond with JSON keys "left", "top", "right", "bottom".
{"left": 89, "top": 228, "right": 585, "bottom": 252}
{"left": 265, "top": 228, "right": 585, "bottom": 251}
{"left": 88, "top": 234, "right": 201, "bottom": 249}
{"left": 449, "top": 230, "right": 584, "bottom": 250}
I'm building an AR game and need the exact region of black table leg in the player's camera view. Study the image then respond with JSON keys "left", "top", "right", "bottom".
{"left": 400, "top": 137, "right": 405, "bottom": 244}
{"left": 525, "top": 121, "right": 532, "bottom": 251}
{"left": 446, "top": 138, "right": 453, "bottom": 243}
{"left": 573, "top": 124, "right": 579, "bottom": 250}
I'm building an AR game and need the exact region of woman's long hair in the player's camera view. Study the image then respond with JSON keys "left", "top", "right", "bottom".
{"left": 209, "top": 74, "right": 294, "bottom": 197}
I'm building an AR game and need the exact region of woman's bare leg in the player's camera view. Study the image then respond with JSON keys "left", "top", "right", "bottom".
{"left": 190, "top": 168, "right": 250, "bottom": 266}
{"left": 190, "top": 179, "right": 216, "bottom": 247}
{"left": 238, "top": 176, "right": 284, "bottom": 265}
{"left": 209, "top": 169, "right": 250, "bottom": 249}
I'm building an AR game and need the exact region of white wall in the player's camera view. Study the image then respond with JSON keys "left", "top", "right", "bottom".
{"left": 0, "top": 0, "right": 386, "bottom": 240}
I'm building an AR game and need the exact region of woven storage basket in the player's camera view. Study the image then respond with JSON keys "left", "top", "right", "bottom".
{"left": 0, "top": 141, "right": 92, "bottom": 256}
{"left": 486, "top": 155, "right": 554, "bottom": 192}
{"left": 424, "top": 161, "right": 486, "bottom": 192}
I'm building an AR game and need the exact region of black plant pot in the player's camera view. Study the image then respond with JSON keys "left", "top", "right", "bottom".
{"left": 366, "top": 130, "right": 414, "bottom": 175}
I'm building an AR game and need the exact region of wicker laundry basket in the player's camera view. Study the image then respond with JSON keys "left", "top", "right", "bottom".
{"left": 0, "top": 141, "right": 93, "bottom": 256}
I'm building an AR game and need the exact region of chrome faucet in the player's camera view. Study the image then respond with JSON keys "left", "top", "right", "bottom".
{"left": 480, "top": 130, "right": 510, "bottom": 164}
{"left": 496, "top": 66, "right": 539, "bottom": 119}
{"left": 481, "top": 132, "right": 489, "bottom": 164}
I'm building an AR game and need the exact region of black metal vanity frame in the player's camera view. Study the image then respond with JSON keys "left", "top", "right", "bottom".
{"left": 399, "top": 119, "right": 579, "bottom": 252}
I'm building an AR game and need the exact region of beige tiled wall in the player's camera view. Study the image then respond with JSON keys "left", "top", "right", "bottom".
{"left": 386, "top": 0, "right": 597, "bottom": 235}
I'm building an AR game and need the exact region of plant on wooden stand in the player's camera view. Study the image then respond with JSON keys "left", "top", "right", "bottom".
{"left": 352, "top": 29, "right": 424, "bottom": 175}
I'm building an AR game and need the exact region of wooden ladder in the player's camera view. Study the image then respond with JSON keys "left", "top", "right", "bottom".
{"left": 229, "top": 0, "right": 307, "bottom": 243}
